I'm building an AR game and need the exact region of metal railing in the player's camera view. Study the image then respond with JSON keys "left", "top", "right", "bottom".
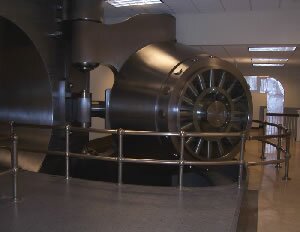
{"left": 0, "top": 120, "right": 291, "bottom": 202}
{"left": 0, "top": 134, "right": 18, "bottom": 202}
{"left": 252, "top": 120, "right": 291, "bottom": 180}
{"left": 266, "top": 112, "right": 299, "bottom": 141}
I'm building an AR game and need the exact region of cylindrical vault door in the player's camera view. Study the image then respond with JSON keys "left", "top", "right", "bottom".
{"left": 109, "top": 42, "right": 252, "bottom": 160}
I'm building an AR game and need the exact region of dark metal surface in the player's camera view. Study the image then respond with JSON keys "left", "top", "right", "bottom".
{"left": 91, "top": 101, "right": 106, "bottom": 118}
{"left": 0, "top": 0, "right": 91, "bottom": 172}
{"left": 0, "top": 17, "right": 52, "bottom": 126}
{"left": 73, "top": 90, "right": 92, "bottom": 128}
{"left": 0, "top": 0, "right": 64, "bottom": 170}
{"left": 63, "top": 0, "right": 104, "bottom": 22}
{"left": 0, "top": 171, "right": 243, "bottom": 232}
{"left": 109, "top": 42, "right": 252, "bottom": 160}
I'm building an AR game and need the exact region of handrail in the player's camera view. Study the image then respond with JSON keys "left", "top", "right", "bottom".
{"left": 252, "top": 119, "right": 288, "bottom": 130}
{"left": 0, "top": 119, "right": 291, "bottom": 202}
{"left": 266, "top": 113, "right": 299, "bottom": 117}
{"left": 0, "top": 169, "right": 13, "bottom": 177}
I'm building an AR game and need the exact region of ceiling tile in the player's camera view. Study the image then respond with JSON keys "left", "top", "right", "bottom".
{"left": 224, "top": 45, "right": 250, "bottom": 58}
{"left": 191, "top": 0, "right": 224, "bottom": 13}
{"left": 104, "top": 2, "right": 146, "bottom": 19}
{"left": 286, "top": 47, "right": 300, "bottom": 66}
{"left": 221, "top": 0, "right": 251, "bottom": 11}
{"left": 280, "top": 0, "right": 300, "bottom": 9}
{"left": 251, "top": 0, "right": 280, "bottom": 11}
{"left": 142, "top": 2, "right": 172, "bottom": 14}
{"left": 162, "top": 0, "right": 199, "bottom": 14}
{"left": 199, "top": 45, "right": 231, "bottom": 59}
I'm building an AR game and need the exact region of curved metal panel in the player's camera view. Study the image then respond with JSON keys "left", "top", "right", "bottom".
{"left": 0, "top": 17, "right": 53, "bottom": 170}
{"left": 109, "top": 42, "right": 203, "bottom": 131}
{"left": 109, "top": 41, "right": 252, "bottom": 160}
{"left": 0, "top": 17, "right": 53, "bottom": 125}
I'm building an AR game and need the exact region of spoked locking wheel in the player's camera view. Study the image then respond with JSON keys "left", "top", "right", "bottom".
{"left": 178, "top": 68, "right": 251, "bottom": 160}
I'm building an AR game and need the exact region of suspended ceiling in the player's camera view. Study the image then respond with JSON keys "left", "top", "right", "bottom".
{"left": 103, "top": 0, "right": 300, "bottom": 79}
{"left": 104, "top": 0, "right": 300, "bottom": 17}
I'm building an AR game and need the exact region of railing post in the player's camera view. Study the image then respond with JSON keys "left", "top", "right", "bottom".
{"left": 65, "top": 124, "right": 70, "bottom": 180}
{"left": 238, "top": 133, "right": 246, "bottom": 188}
{"left": 260, "top": 122, "right": 266, "bottom": 160}
{"left": 117, "top": 128, "right": 124, "bottom": 186}
{"left": 297, "top": 110, "right": 300, "bottom": 142}
{"left": 11, "top": 134, "right": 19, "bottom": 202}
{"left": 275, "top": 125, "right": 282, "bottom": 169}
{"left": 10, "top": 121, "right": 15, "bottom": 136}
{"left": 282, "top": 129, "right": 291, "bottom": 181}
{"left": 179, "top": 131, "right": 185, "bottom": 190}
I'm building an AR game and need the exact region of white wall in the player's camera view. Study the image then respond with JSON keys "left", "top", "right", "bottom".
{"left": 276, "top": 74, "right": 300, "bottom": 108}
{"left": 90, "top": 65, "right": 114, "bottom": 138}
{"left": 242, "top": 67, "right": 300, "bottom": 108}
{"left": 251, "top": 92, "right": 267, "bottom": 127}
{"left": 176, "top": 10, "right": 300, "bottom": 45}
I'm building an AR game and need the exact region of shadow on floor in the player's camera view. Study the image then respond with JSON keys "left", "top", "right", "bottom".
{"left": 237, "top": 190, "right": 258, "bottom": 232}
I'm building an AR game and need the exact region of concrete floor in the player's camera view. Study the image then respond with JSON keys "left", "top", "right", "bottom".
{"left": 245, "top": 138, "right": 300, "bottom": 232}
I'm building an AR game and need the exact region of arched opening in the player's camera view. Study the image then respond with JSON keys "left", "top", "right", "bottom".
{"left": 245, "top": 76, "right": 285, "bottom": 153}
{"left": 89, "top": 64, "right": 115, "bottom": 140}
{"left": 245, "top": 76, "right": 284, "bottom": 119}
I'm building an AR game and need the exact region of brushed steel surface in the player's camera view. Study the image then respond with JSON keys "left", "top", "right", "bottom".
{"left": 0, "top": 17, "right": 53, "bottom": 125}
{"left": 109, "top": 42, "right": 252, "bottom": 160}
{"left": 0, "top": 13, "right": 56, "bottom": 170}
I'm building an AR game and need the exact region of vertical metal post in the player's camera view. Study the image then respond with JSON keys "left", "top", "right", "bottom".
{"left": 238, "top": 133, "right": 246, "bottom": 188}
{"left": 275, "top": 125, "right": 282, "bottom": 169}
{"left": 179, "top": 131, "right": 185, "bottom": 190}
{"left": 11, "top": 134, "right": 19, "bottom": 202}
{"left": 260, "top": 122, "right": 266, "bottom": 160}
{"left": 65, "top": 125, "right": 70, "bottom": 180}
{"left": 10, "top": 121, "right": 15, "bottom": 136}
{"left": 282, "top": 129, "right": 291, "bottom": 181}
{"left": 118, "top": 129, "right": 124, "bottom": 186}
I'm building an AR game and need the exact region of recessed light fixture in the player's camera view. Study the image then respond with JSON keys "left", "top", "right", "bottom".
{"left": 107, "top": 0, "right": 162, "bottom": 7}
{"left": 251, "top": 58, "right": 288, "bottom": 63}
{"left": 253, "top": 63, "right": 285, "bottom": 67}
{"left": 249, "top": 47, "right": 296, "bottom": 52}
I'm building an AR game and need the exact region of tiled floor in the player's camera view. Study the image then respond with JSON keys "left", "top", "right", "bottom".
{"left": 245, "top": 137, "right": 300, "bottom": 232}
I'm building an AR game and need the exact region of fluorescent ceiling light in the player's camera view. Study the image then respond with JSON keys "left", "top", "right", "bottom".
{"left": 107, "top": 0, "right": 162, "bottom": 7}
{"left": 253, "top": 63, "right": 285, "bottom": 67}
{"left": 245, "top": 75, "right": 270, "bottom": 78}
{"left": 249, "top": 47, "right": 296, "bottom": 52}
{"left": 251, "top": 58, "right": 288, "bottom": 63}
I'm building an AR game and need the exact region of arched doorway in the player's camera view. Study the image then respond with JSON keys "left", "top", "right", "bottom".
{"left": 245, "top": 76, "right": 285, "bottom": 153}
{"left": 89, "top": 65, "right": 115, "bottom": 139}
